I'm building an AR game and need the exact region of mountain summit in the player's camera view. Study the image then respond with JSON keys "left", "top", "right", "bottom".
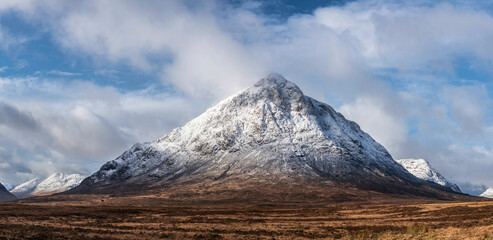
{"left": 11, "top": 173, "right": 85, "bottom": 198}
{"left": 73, "top": 74, "right": 463, "bottom": 203}
{"left": 396, "top": 159, "right": 461, "bottom": 193}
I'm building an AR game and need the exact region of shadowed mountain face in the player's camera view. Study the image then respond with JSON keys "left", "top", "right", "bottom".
{"left": 0, "top": 183, "right": 16, "bottom": 202}
{"left": 71, "top": 74, "right": 465, "bottom": 203}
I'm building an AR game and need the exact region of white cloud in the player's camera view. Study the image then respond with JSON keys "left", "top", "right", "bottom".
{"left": 472, "top": 145, "right": 493, "bottom": 158}
{"left": 445, "top": 144, "right": 493, "bottom": 186}
{"left": 47, "top": 70, "right": 82, "bottom": 76}
{"left": 0, "top": 21, "right": 29, "bottom": 51}
{"left": 0, "top": 25, "right": 17, "bottom": 50}
{"left": 0, "top": 76, "right": 205, "bottom": 185}
{"left": 338, "top": 96, "right": 409, "bottom": 156}
{"left": 313, "top": 2, "right": 493, "bottom": 72}
{"left": 23, "top": 0, "right": 493, "bottom": 101}
{"left": 440, "top": 84, "right": 490, "bottom": 135}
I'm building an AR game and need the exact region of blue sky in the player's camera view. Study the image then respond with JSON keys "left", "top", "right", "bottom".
{"left": 0, "top": 0, "right": 354, "bottom": 91}
{"left": 0, "top": 11, "right": 158, "bottom": 91}
{"left": 0, "top": 0, "right": 492, "bottom": 194}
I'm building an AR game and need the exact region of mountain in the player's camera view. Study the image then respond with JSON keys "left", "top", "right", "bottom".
{"left": 11, "top": 173, "right": 85, "bottom": 198}
{"left": 456, "top": 182, "right": 487, "bottom": 196}
{"left": 0, "top": 182, "right": 15, "bottom": 191}
{"left": 11, "top": 179, "right": 40, "bottom": 198}
{"left": 396, "top": 159, "right": 461, "bottom": 193}
{"left": 33, "top": 173, "right": 86, "bottom": 195}
{"left": 0, "top": 182, "right": 16, "bottom": 202}
{"left": 480, "top": 188, "right": 493, "bottom": 198}
{"left": 72, "top": 74, "right": 464, "bottom": 204}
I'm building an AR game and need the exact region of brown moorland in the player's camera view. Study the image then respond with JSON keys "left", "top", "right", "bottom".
{"left": 0, "top": 193, "right": 491, "bottom": 240}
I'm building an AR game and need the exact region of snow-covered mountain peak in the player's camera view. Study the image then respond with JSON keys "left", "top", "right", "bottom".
{"left": 396, "top": 158, "right": 461, "bottom": 192}
{"left": 11, "top": 178, "right": 40, "bottom": 195}
{"left": 255, "top": 73, "right": 289, "bottom": 86}
{"left": 253, "top": 73, "right": 303, "bottom": 98}
{"left": 82, "top": 73, "right": 419, "bottom": 189}
{"left": 34, "top": 173, "right": 86, "bottom": 195}
{"left": 10, "top": 173, "right": 85, "bottom": 198}
{"left": 480, "top": 188, "right": 493, "bottom": 198}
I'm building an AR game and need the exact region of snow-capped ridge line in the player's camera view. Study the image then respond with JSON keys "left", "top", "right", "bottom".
{"left": 396, "top": 158, "right": 461, "bottom": 193}
{"left": 10, "top": 173, "right": 85, "bottom": 198}
{"left": 11, "top": 179, "right": 40, "bottom": 195}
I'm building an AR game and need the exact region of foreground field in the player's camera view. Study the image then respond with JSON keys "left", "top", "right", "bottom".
{"left": 0, "top": 199, "right": 492, "bottom": 239}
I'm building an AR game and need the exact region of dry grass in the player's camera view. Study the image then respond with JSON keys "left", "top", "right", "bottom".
{"left": 0, "top": 198, "right": 491, "bottom": 239}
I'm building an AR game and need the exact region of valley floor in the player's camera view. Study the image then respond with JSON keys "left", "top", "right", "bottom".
{"left": 0, "top": 198, "right": 492, "bottom": 239}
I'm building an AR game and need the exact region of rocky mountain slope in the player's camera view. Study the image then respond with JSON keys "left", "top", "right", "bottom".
{"left": 0, "top": 182, "right": 16, "bottom": 202}
{"left": 72, "top": 74, "right": 465, "bottom": 203}
{"left": 480, "top": 188, "right": 493, "bottom": 198}
{"left": 396, "top": 159, "right": 461, "bottom": 193}
{"left": 11, "top": 173, "right": 85, "bottom": 198}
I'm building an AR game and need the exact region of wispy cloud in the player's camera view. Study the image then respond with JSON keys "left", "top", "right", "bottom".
{"left": 15, "top": 59, "right": 28, "bottom": 70}
{"left": 47, "top": 70, "right": 82, "bottom": 76}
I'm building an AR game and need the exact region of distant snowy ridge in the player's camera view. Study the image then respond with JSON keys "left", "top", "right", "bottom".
{"left": 0, "top": 182, "right": 14, "bottom": 191}
{"left": 11, "top": 179, "right": 40, "bottom": 196}
{"left": 396, "top": 159, "right": 461, "bottom": 192}
{"left": 480, "top": 188, "right": 493, "bottom": 198}
{"left": 11, "top": 173, "right": 85, "bottom": 198}
{"left": 33, "top": 173, "right": 86, "bottom": 195}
